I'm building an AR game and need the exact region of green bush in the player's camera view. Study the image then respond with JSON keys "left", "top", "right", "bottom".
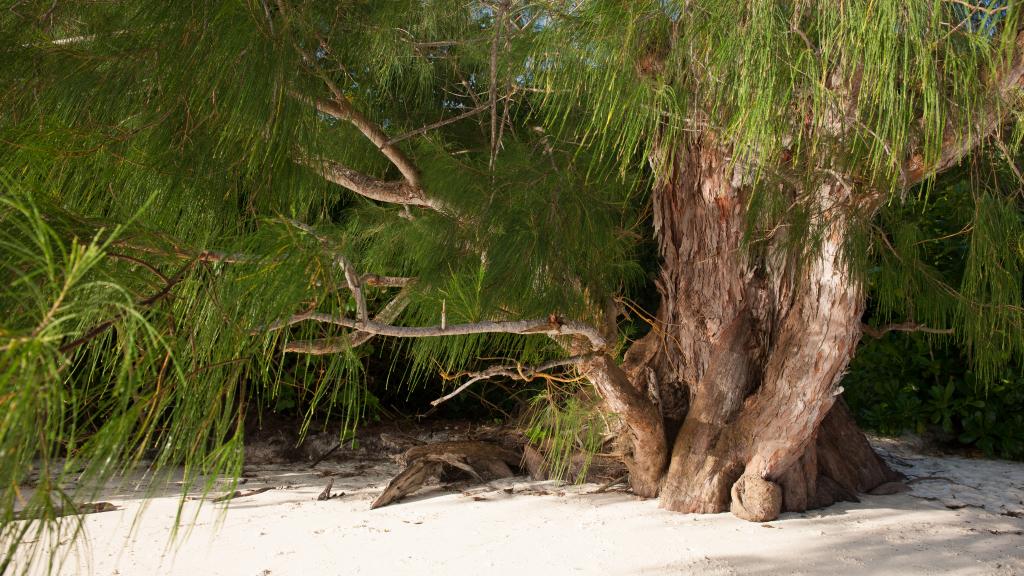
{"left": 845, "top": 333, "right": 1024, "bottom": 460}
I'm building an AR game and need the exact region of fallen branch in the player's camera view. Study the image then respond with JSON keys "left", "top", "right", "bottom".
{"left": 212, "top": 486, "right": 275, "bottom": 503}
{"left": 14, "top": 502, "right": 118, "bottom": 520}
{"left": 308, "top": 443, "right": 342, "bottom": 468}
{"left": 371, "top": 441, "right": 520, "bottom": 509}
{"left": 593, "top": 474, "right": 629, "bottom": 494}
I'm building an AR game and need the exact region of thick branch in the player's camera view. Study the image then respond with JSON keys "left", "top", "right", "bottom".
{"left": 277, "top": 12, "right": 421, "bottom": 190}
{"left": 312, "top": 158, "right": 444, "bottom": 211}
{"left": 312, "top": 98, "right": 422, "bottom": 189}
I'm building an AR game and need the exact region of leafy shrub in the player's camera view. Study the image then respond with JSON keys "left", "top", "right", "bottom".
{"left": 845, "top": 333, "right": 1024, "bottom": 460}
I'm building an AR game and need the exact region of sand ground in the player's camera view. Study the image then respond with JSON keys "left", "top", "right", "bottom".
{"left": 9, "top": 436, "right": 1024, "bottom": 576}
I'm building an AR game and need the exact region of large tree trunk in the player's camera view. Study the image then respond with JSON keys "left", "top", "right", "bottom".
{"left": 614, "top": 138, "right": 900, "bottom": 520}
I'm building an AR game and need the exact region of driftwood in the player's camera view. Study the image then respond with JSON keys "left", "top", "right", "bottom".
{"left": 15, "top": 502, "right": 118, "bottom": 520}
{"left": 371, "top": 441, "right": 520, "bottom": 509}
{"left": 317, "top": 478, "right": 334, "bottom": 501}
{"left": 212, "top": 486, "right": 275, "bottom": 503}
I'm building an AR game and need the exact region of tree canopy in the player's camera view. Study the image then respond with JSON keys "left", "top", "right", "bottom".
{"left": 2, "top": 0, "right": 1023, "bottom": 567}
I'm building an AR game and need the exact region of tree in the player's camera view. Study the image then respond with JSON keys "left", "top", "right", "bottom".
{"left": 2, "top": 3, "right": 1023, "bottom": 559}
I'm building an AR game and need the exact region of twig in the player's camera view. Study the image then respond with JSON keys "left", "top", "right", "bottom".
{"left": 106, "top": 252, "right": 169, "bottom": 283}
{"left": 430, "top": 354, "right": 595, "bottom": 407}
{"left": 593, "top": 474, "right": 629, "bottom": 494}
{"left": 58, "top": 259, "right": 195, "bottom": 354}
{"left": 386, "top": 103, "right": 491, "bottom": 146}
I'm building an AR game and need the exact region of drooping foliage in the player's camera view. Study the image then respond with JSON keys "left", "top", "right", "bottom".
{"left": 1, "top": 0, "right": 1023, "bottom": 570}
{"left": 0, "top": 3, "right": 644, "bottom": 566}
{"left": 538, "top": 0, "right": 1023, "bottom": 364}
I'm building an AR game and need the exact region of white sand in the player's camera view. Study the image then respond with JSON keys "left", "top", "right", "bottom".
{"left": 11, "top": 440, "right": 1024, "bottom": 576}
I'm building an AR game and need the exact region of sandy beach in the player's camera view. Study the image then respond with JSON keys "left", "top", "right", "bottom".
{"left": 10, "top": 436, "right": 1024, "bottom": 576}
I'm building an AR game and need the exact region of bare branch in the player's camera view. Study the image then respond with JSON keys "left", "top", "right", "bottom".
{"left": 429, "top": 354, "right": 595, "bottom": 407}
{"left": 311, "top": 97, "right": 422, "bottom": 188}
{"left": 385, "top": 103, "right": 491, "bottom": 146}
{"left": 861, "top": 322, "right": 954, "bottom": 339}
{"left": 310, "top": 158, "right": 444, "bottom": 211}
{"left": 284, "top": 286, "right": 412, "bottom": 354}
{"left": 337, "top": 255, "right": 368, "bottom": 323}
{"left": 113, "top": 241, "right": 251, "bottom": 264}
{"left": 276, "top": 0, "right": 421, "bottom": 189}
{"left": 488, "top": 2, "right": 506, "bottom": 170}
{"left": 269, "top": 312, "right": 608, "bottom": 351}
{"left": 361, "top": 274, "right": 413, "bottom": 288}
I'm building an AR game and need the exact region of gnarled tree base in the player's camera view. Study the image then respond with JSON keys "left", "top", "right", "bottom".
{"left": 657, "top": 401, "right": 902, "bottom": 521}
{"left": 779, "top": 401, "right": 903, "bottom": 514}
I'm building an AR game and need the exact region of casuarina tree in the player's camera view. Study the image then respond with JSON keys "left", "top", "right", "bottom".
{"left": 2, "top": 3, "right": 1023, "bottom": 560}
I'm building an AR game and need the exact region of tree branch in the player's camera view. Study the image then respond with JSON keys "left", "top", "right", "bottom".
{"left": 284, "top": 286, "right": 412, "bottom": 354}
{"left": 904, "top": 31, "right": 1024, "bottom": 186}
{"left": 385, "top": 103, "right": 491, "bottom": 146}
{"left": 311, "top": 97, "right": 422, "bottom": 188}
{"left": 310, "top": 157, "right": 444, "bottom": 211}
{"left": 337, "top": 253, "right": 368, "bottom": 323}
{"left": 488, "top": 2, "right": 505, "bottom": 170}
{"left": 429, "top": 354, "right": 595, "bottom": 407}
{"left": 269, "top": 312, "right": 608, "bottom": 351}
{"left": 361, "top": 274, "right": 413, "bottom": 288}
{"left": 57, "top": 260, "right": 195, "bottom": 354}
{"left": 861, "top": 322, "right": 954, "bottom": 339}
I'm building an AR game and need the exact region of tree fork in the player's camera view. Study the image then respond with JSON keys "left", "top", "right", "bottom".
{"left": 624, "top": 139, "right": 901, "bottom": 520}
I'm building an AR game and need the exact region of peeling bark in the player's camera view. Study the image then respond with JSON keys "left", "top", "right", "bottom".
{"left": 583, "top": 354, "right": 666, "bottom": 497}
{"left": 608, "top": 138, "right": 900, "bottom": 520}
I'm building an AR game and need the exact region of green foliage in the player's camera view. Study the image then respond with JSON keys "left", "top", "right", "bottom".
{"left": 850, "top": 153, "right": 1024, "bottom": 460}
{"left": 523, "top": 383, "right": 610, "bottom": 483}
{"left": 845, "top": 334, "right": 1024, "bottom": 460}
{"left": 1, "top": 2, "right": 1024, "bottom": 570}
{"left": 535, "top": 0, "right": 1020, "bottom": 188}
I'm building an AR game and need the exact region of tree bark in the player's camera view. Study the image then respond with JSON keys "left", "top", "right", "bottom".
{"left": 615, "top": 137, "right": 900, "bottom": 520}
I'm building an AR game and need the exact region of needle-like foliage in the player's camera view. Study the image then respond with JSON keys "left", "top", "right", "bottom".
{"left": 1, "top": 0, "right": 1023, "bottom": 571}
